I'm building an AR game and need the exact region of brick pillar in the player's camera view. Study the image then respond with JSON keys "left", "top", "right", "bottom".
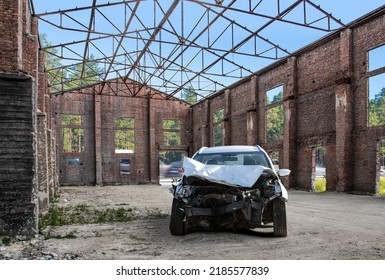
{"left": 94, "top": 95, "right": 103, "bottom": 185}
{"left": 37, "top": 112, "right": 49, "bottom": 212}
{"left": 147, "top": 92, "right": 158, "bottom": 183}
{"left": 335, "top": 29, "right": 353, "bottom": 192}
{"left": 22, "top": 3, "right": 38, "bottom": 79}
{"left": 188, "top": 107, "right": 195, "bottom": 156}
{"left": 0, "top": 0, "right": 23, "bottom": 72}
{"left": 247, "top": 76, "right": 258, "bottom": 145}
{"left": 201, "top": 100, "right": 210, "bottom": 147}
{"left": 256, "top": 76, "right": 265, "bottom": 144}
{"left": 283, "top": 57, "right": 298, "bottom": 188}
{"left": 223, "top": 89, "right": 231, "bottom": 145}
{"left": 47, "top": 129, "right": 59, "bottom": 197}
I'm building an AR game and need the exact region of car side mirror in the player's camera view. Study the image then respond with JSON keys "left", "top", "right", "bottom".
{"left": 278, "top": 169, "right": 291, "bottom": 177}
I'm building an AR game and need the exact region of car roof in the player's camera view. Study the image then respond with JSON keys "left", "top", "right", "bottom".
{"left": 196, "top": 145, "right": 264, "bottom": 154}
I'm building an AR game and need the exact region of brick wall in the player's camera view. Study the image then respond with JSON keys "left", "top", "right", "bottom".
{"left": 190, "top": 9, "right": 385, "bottom": 194}
{"left": 0, "top": 0, "right": 57, "bottom": 237}
{"left": 0, "top": 75, "right": 38, "bottom": 237}
{"left": 53, "top": 83, "right": 190, "bottom": 185}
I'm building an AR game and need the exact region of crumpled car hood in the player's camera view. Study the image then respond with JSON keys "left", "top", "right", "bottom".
{"left": 183, "top": 157, "right": 277, "bottom": 188}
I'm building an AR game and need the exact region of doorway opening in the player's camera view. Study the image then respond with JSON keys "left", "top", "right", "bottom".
{"left": 377, "top": 140, "right": 385, "bottom": 196}
{"left": 312, "top": 146, "right": 326, "bottom": 192}
{"left": 159, "top": 150, "right": 187, "bottom": 185}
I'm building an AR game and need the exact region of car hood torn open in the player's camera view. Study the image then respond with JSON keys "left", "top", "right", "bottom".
{"left": 182, "top": 156, "right": 278, "bottom": 188}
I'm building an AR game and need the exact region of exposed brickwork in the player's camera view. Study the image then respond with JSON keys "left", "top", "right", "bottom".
{"left": 0, "top": 0, "right": 57, "bottom": 237}
{"left": 52, "top": 84, "right": 190, "bottom": 185}
{"left": 1, "top": 0, "right": 385, "bottom": 239}
{"left": 190, "top": 9, "right": 385, "bottom": 194}
{"left": 0, "top": 75, "right": 38, "bottom": 237}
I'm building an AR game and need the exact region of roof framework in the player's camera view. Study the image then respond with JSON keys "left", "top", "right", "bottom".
{"left": 30, "top": 0, "right": 346, "bottom": 100}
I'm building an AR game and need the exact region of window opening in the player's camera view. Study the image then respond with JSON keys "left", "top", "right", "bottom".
{"left": 67, "top": 158, "right": 80, "bottom": 165}
{"left": 368, "top": 44, "right": 385, "bottom": 72}
{"left": 265, "top": 86, "right": 284, "bottom": 142}
{"left": 115, "top": 117, "right": 135, "bottom": 153}
{"left": 368, "top": 45, "right": 385, "bottom": 127}
{"left": 213, "top": 109, "right": 224, "bottom": 146}
{"left": 163, "top": 119, "right": 181, "bottom": 146}
{"left": 368, "top": 73, "right": 385, "bottom": 126}
{"left": 312, "top": 146, "right": 326, "bottom": 192}
{"left": 62, "top": 114, "right": 84, "bottom": 153}
{"left": 119, "top": 158, "right": 131, "bottom": 175}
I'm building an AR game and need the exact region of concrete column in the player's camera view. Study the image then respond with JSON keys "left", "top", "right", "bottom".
{"left": 94, "top": 95, "right": 103, "bottom": 185}
{"left": 335, "top": 29, "right": 354, "bottom": 192}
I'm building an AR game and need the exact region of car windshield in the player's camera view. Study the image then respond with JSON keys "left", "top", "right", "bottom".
{"left": 193, "top": 151, "right": 271, "bottom": 168}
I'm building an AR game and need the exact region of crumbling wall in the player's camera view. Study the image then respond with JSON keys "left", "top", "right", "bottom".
{"left": 52, "top": 83, "right": 190, "bottom": 185}
{"left": 0, "top": 0, "right": 57, "bottom": 237}
{"left": 0, "top": 75, "right": 38, "bottom": 237}
{"left": 190, "top": 9, "right": 385, "bottom": 194}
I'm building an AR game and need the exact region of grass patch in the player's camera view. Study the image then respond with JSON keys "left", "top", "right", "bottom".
{"left": 1, "top": 236, "right": 12, "bottom": 246}
{"left": 314, "top": 178, "right": 326, "bottom": 192}
{"left": 43, "top": 231, "right": 77, "bottom": 240}
{"left": 39, "top": 204, "right": 136, "bottom": 230}
{"left": 39, "top": 203, "right": 169, "bottom": 238}
{"left": 379, "top": 178, "right": 385, "bottom": 196}
{"left": 145, "top": 208, "right": 169, "bottom": 219}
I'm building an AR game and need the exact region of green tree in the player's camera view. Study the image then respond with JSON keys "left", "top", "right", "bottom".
{"left": 66, "top": 54, "right": 105, "bottom": 90}
{"left": 181, "top": 86, "right": 197, "bottom": 105}
{"left": 266, "top": 91, "right": 284, "bottom": 142}
{"left": 266, "top": 105, "right": 284, "bottom": 142}
{"left": 368, "top": 87, "right": 385, "bottom": 126}
{"left": 40, "top": 33, "right": 105, "bottom": 93}
{"left": 163, "top": 120, "right": 181, "bottom": 146}
{"left": 40, "top": 33, "right": 66, "bottom": 93}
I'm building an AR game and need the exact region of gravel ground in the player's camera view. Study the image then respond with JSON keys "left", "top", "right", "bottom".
{"left": 1, "top": 183, "right": 385, "bottom": 260}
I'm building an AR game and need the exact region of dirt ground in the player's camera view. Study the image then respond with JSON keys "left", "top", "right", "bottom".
{"left": 2, "top": 183, "right": 385, "bottom": 260}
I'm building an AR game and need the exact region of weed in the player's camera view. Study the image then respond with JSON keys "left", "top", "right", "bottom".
{"left": 39, "top": 204, "right": 136, "bottom": 231}
{"left": 314, "top": 178, "right": 326, "bottom": 192}
{"left": 44, "top": 231, "right": 77, "bottom": 240}
{"left": 39, "top": 203, "right": 169, "bottom": 235}
{"left": 1, "top": 236, "right": 12, "bottom": 246}
{"left": 145, "top": 208, "right": 169, "bottom": 219}
{"left": 379, "top": 178, "right": 385, "bottom": 196}
{"left": 52, "top": 193, "right": 61, "bottom": 204}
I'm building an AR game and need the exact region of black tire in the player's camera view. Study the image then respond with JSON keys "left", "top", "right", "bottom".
{"left": 169, "top": 198, "right": 187, "bottom": 236}
{"left": 273, "top": 198, "right": 287, "bottom": 237}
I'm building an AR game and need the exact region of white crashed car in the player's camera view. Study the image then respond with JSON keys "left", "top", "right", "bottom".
{"left": 169, "top": 145, "right": 290, "bottom": 237}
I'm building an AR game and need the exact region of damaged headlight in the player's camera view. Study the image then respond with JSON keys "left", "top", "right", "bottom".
{"left": 175, "top": 184, "right": 193, "bottom": 199}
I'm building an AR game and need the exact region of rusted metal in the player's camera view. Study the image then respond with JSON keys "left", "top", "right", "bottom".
{"left": 30, "top": 0, "right": 348, "bottom": 99}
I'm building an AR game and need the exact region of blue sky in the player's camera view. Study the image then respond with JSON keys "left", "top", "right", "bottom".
{"left": 32, "top": 0, "right": 385, "bottom": 97}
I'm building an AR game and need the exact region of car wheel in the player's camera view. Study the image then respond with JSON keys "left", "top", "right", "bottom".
{"left": 169, "top": 198, "right": 187, "bottom": 236}
{"left": 273, "top": 198, "right": 287, "bottom": 237}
